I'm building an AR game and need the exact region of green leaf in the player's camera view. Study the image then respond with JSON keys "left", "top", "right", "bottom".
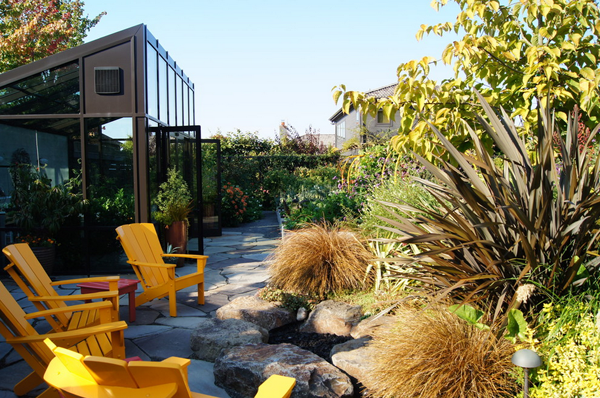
{"left": 505, "top": 309, "right": 528, "bottom": 343}
{"left": 449, "top": 304, "right": 485, "bottom": 325}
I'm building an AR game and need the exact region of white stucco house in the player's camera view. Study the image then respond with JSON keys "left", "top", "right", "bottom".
{"left": 328, "top": 83, "right": 400, "bottom": 149}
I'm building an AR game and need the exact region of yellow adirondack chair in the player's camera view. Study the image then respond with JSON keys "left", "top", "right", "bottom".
{"left": 0, "top": 280, "right": 127, "bottom": 398}
{"left": 115, "top": 223, "right": 208, "bottom": 317}
{"left": 43, "top": 338, "right": 296, "bottom": 398}
{"left": 3, "top": 243, "right": 121, "bottom": 332}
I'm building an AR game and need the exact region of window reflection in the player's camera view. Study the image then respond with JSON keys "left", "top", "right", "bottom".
{"left": 0, "top": 62, "right": 80, "bottom": 115}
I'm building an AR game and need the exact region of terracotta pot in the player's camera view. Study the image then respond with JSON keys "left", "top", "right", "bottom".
{"left": 165, "top": 220, "right": 188, "bottom": 267}
{"left": 31, "top": 245, "right": 56, "bottom": 275}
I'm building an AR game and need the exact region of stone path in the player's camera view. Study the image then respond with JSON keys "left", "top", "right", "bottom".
{"left": 0, "top": 211, "right": 281, "bottom": 398}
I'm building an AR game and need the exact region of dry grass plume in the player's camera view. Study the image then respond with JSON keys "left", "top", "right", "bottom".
{"left": 363, "top": 305, "right": 518, "bottom": 398}
{"left": 267, "top": 223, "right": 373, "bottom": 297}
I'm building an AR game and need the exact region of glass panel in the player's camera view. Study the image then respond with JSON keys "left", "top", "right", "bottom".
{"left": 83, "top": 117, "right": 134, "bottom": 273}
{"left": 183, "top": 83, "right": 189, "bottom": 126}
{"left": 0, "top": 62, "right": 80, "bottom": 115}
{"left": 159, "top": 57, "right": 168, "bottom": 123}
{"left": 168, "top": 67, "right": 176, "bottom": 125}
{"left": 178, "top": 76, "right": 184, "bottom": 127}
{"left": 0, "top": 118, "right": 82, "bottom": 273}
{"left": 190, "top": 88, "right": 195, "bottom": 125}
{"left": 146, "top": 43, "right": 158, "bottom": 118}
{"left": 201, "top": 141, "right": 220, "bottom": 236}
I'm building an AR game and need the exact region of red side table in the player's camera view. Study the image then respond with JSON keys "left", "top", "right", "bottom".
{"left": 78, "top": 279, "right": 140, "bottom": 322}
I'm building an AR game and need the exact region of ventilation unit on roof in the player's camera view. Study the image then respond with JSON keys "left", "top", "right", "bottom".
{"left": 94, "top": 67, "right": 121, "bottom": 94}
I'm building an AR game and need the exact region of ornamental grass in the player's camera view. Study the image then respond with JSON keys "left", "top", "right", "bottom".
{"left": 267, "top": 223, "right": 373, "bottom": 297}
{"left": 362, "top": 305, "right": 517, "bottom": 398}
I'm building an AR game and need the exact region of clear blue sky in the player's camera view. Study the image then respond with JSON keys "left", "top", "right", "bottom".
{"left": 84, "top": 1, "right": 459, "bottom": 140}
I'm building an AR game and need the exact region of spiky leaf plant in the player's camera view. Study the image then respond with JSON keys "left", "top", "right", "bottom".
{"left": 267, "top": 223, "right": 374, "bottom": 297}
{"left": 362, "top": 304, "right": 517, "bottom": 398}
{"left": 377, "top": 91, "right": 600, "bottom": 320}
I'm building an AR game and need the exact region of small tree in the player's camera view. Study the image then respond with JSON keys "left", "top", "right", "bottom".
{"left": 0, "top": 0, "right": 105, "bottom": 72}
{"left": 333, "top": 0, "right": 600, "bottom": 158}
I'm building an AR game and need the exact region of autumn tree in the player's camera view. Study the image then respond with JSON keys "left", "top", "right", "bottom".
{"left": 333, "top": 0, "right": 600, "bottom": 158}
{"left": 0, "top": 0, "right": 104, "bottom": 72}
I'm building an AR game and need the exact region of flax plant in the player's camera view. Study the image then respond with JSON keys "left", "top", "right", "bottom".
{"left": 377, "top": 91, "right": 600, "bottom": 320}
{"left": 267, "top": 223, "right": 374, "bottom": 297}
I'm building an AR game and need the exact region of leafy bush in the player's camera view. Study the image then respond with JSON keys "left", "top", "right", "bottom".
{"left": 153, "top": 167, "right": 193, "bottom": 226}
{"left": 360, "top": 176, "right": 436, "bottom": 237}
{"left": 375, "top": 92, "right": 600, "bottom": 320}
{"left": 281, "top": 187, "right": 362, "bottom": 229}
{"left": 529, "top": 296, "right": 600, "bottom": 397}
{"left": 363, "top": 305, "right": 517, "bottom": 398}
{"left": 267, "top": 223, "right": 374, "bottom": 297}
{"left": 221, "top": 182, "right": 248, "bottom": 227}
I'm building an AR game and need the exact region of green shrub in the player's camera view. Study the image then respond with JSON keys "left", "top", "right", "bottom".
{"left": 363, "top": 305, "right": 517, "bottom": 398}
{"left": 267, "top": 223, "right": 374, "bottom": 297}
{"left": 529, "top": 296, "right": 600, "bottom": 397}
{"left": 258, "top": 286, "right": 318, "bottom": 311}
{"left": 360, "top": 176, "right": 436, "bottom": 237}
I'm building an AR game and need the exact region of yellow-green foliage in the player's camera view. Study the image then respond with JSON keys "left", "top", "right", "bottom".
{"left": 363, "top": 305, "right": 517, "bottom": 398}
{"left": 267, "top": 223, "right": 373, "bottom": 297}
{"left": 530, "top": 301, "right": 600, "bottom": 397}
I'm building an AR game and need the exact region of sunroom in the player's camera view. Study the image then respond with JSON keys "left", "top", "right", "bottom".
{"left": 0, "top": 24, "right": 221, "bottom": 275}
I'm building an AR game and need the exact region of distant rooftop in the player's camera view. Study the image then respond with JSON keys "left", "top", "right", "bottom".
{"left": 329, "top": 83, "right": 398, "bottom": 122}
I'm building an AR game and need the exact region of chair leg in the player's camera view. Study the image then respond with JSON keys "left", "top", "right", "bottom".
{"left": 14, "top": 371, "right": 44, "bottom": 396}
{"left": 197, "top": 282, "right": 205, "bottom": 305}
{"left": 169, "top": 289, "right": 177, "bottom": 317}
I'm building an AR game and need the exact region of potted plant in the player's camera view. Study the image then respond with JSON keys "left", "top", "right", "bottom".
{"left": 153, "top": 167, "right": 193, "bottom": 267}
{"left": 8, "top": 153, "right": 87, "bottom": 274}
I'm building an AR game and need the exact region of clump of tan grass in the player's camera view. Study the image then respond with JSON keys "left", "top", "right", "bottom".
{"left": 267, "top": 223, "right": 373, "bottom": 297}
{"left": 363, "top": 305, "right": 517, "bottom": 398}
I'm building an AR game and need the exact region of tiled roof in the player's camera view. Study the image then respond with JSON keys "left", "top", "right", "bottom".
{"left": 365, "top": 83, "right": 397, "bottom": 99}
{"left": 329, "top": 83, "right": 397, "bottom": 122}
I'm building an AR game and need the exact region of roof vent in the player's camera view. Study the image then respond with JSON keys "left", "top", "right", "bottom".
{"left": 94, "top": 67, "right": 121, "bottom": 94}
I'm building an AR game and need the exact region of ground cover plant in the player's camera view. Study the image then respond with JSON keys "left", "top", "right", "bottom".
{"left": 528, "top": 294, "right": 600, "bottom": 397}
{"left": 374, "top": 92, "right": 600, "bottom": 321}
{"left": 267, "top": 223, "right": 373, "bottom": 297}
{"left": 363, "top": 304, "right": 517, "bottom": 398}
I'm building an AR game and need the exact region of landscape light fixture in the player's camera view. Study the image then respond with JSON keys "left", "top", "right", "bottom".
{"left": 511, "top": 348, "right": 541, "bottom": 398}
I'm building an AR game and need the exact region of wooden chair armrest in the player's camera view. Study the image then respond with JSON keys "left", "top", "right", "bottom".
{"left": 128, "top": 260, "right": 176, "bottom": 269}
{"left": 28, "top": 291, "right": 119, "bottom": 302}
{"left": 160, "top": 254, "right": 208, "bottom": 272}
{"left": 24, "top": 301, "right": 114, "bottom": 320}
{"left": 160, "top": 254, "right": 208, "bottom": 260}
{"left": 50, "top": 275, "right": 120, "bottom": 286}
{"left": 6, "top": 321, "right": 128, "bottom": 344}
{"left": 162, "top": 357, "right": 191, "bottom": 368}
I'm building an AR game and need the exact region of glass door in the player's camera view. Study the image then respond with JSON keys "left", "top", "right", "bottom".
{"left": 148, "top": 125, "right": 203, "bottom": 253}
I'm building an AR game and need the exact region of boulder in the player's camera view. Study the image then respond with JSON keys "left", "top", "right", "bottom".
{"left": 214, "top": 343, "right": 354, "bottom": 398}
{"left": 350, "top": 314, "right": 398, "bottom": 339}
{"left": 299, "top": 300, "right": 362, "bottom": 336}
{"left": 331, "top": 337, "right": 377, "bottom": 384}
{"left": 216, "top": 296, "right": 295, "bottom": 331}
{"left": 190, "top": 318, "right": 268, "bottom": 362}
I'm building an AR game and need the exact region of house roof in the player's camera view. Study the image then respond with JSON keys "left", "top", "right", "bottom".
{"left": 329, "top": 83, "right": 398, "bottom": 123}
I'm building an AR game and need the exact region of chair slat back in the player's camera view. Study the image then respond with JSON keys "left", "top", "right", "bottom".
{"left": 116, "top": 224, "right": 169, "bottom": 288}
{"left": 0, "top": 281, "right": 56, "bottom": 376}
{"left": 3, "top": 243, "right": 71, "bottom": 329}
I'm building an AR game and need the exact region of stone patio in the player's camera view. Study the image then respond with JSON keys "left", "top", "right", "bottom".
{"left": 0, "top": 211, "right": 281, "bottom": 398}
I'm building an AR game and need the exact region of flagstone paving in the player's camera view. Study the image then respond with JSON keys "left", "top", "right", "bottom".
{"left": 0, "top": 211, "right": 281, "bottom": 398}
